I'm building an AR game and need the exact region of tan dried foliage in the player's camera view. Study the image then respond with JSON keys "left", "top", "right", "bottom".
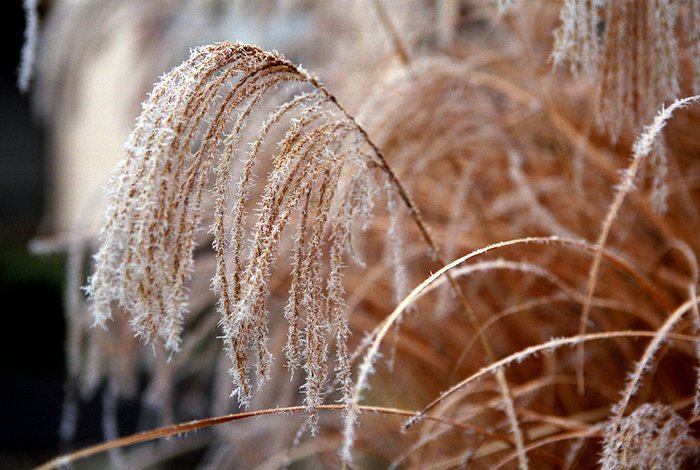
{"left": 26, "top": 1, "right": 700, "bottom": 469}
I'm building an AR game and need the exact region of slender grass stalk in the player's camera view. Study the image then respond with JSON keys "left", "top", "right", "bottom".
{"left": 577, "top": 95, "right": 700, "bottom": 394}
{"left": 34, "top": 404, "right": 508, "bottom": 470}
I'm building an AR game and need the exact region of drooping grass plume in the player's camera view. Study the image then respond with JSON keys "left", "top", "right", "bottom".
{"left": 84, "top": 42, "right": 386, "bottom": 420}
{"left": 83, "top": 41, "right": 472, "bottom": 446}
{"left": 503, "top": 0, "right": 700, "bottom": 139}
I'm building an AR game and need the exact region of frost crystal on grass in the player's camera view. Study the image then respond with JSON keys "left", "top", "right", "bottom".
{"left": 86, "top": 42, "right": 380, "bottom": 420}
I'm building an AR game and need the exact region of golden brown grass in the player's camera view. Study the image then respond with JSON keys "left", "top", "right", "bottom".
{"left": 26, "top": 1, "right": 700, "bottom": 468}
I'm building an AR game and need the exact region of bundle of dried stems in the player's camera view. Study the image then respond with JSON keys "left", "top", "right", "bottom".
{"left": 24, "top": 0, "right": 700, "bottom": 468}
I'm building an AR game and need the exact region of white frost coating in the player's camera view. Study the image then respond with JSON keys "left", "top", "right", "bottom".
{"left": 601, "top": 404, "right": 696, "bottom": 469}
{"left": 602, "top": 297, "right": 700, "bottom": 465}
{"left": 577, "top": 95, "right": 700, "bottom": 393}
{"left": 341, "top": 235, "right": 563, "bottom": 465}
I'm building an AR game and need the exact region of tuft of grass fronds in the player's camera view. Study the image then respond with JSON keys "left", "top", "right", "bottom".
{"left": 27, "top": 1, "right": 700, "bottom": 468}
{"left": 601, "top": 403, "right": 698, "bottom": 469}
{"left": 507, "top": 0, "right": 700, "bottom": 140}
{"left": 84, "top": 42, "right": 390, "bottom": 424}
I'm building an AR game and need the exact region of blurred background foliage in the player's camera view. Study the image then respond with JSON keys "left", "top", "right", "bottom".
{"left": 0, "top": 2, "right": 65, "bottom": 467}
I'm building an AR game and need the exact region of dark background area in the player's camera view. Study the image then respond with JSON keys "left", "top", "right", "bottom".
{"left": 1, "top": 2, "right": 67, "bottom": 467}
{"left": 1, "top": 4, "right": 144, "bottom": 468}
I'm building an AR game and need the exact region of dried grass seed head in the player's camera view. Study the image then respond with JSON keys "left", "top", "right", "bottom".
{"left": 86, "top": 42, "right": 381, "bottom": 414}
{"left": 601, "top": 403, "right": 697, "bottom": 470}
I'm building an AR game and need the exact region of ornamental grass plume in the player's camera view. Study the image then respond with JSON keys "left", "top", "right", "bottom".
{"left": 548, "top": 0, "right": 700, "bottom": 140}
{"left": 84, "top": 42, "right": 387, "bottom": 422}
{"left": 601, "top": 403, "right": 698, "bottom": 469}
{"left": 81, "top": 40, "right": 523, "bottom": 464}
